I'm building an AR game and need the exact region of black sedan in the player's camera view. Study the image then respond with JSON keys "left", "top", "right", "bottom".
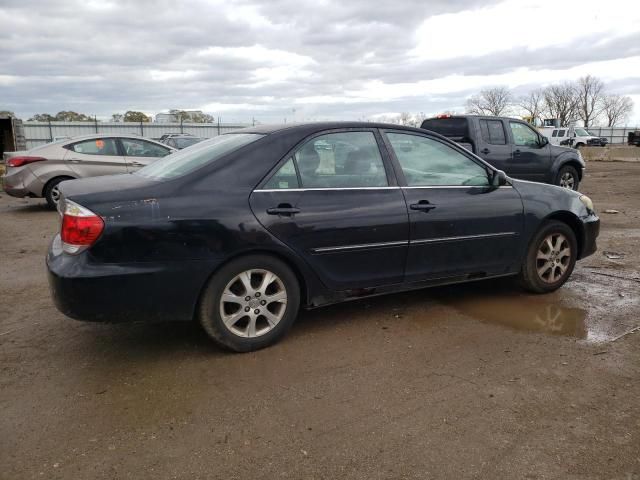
{"left": 47, "top": 122, "right": 600, "bottom": 352}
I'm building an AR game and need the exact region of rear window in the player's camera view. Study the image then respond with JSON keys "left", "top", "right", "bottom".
{"left": 421, "top": 118, "right": 469, "bottom": 138}
{"left": 136, "top": 133, "right": 263, "bottom": 180}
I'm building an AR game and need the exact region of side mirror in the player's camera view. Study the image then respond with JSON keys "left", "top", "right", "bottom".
{"left": 491, "top": 169, "right": 507, "bottom": 187}
{"left": 539, "top": 136, "right": 549, "bottom": 147}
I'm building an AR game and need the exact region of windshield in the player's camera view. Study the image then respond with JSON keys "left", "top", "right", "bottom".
{"left": 175, "top": 137, "right": 203, "bottom": 149}
{"left": 574, "top": 128, "right": 591, "bottom": 136}
{"left": 136, "top": 133, "right": 264, "bottom": 180}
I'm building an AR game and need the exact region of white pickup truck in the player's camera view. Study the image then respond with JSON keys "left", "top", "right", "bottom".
{"left": 540, "top": 126, "right": 608, "bottom": 148}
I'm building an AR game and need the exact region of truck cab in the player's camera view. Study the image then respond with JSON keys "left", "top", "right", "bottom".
{"left": 421, "top": 115, "right": 585, "bottom": 190}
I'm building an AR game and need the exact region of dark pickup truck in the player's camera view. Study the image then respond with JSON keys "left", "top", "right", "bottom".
{"left": 421, "top": 115, "right": 585, "bottom": 190}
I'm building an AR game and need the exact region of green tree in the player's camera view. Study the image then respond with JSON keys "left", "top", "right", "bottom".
{"left": 169, "top": 109, "right": 215, "bottom": 123}
{"left": 0, "top": 110, "right": 16, "bottom": 117}
{"left": 29, "top": 113, "right": 56, "bottom": 121}
{"left": 111, "top": 113, "right": 124, "bottom": 122}
{"left": 54, "top": 111, "right": 93, "bottom": 121}
{"left": 123, "top": 111, "right": 151, "bottom": 122}
{"left": 190, "top": 112, "right": 215, "bottom": 123}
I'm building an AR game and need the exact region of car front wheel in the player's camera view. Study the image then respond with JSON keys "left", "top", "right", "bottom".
{"left": 518, "top": 220, "right": 577, "bottom": 293}
{"left": 556, "top": 165, "right": 580, "bottom": 190}
{"left": 198, "top": 255, "right": 300, "bottom": 352}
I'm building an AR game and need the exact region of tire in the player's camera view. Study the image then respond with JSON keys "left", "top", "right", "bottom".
{"left": 198, "top": 254, "right": 300, "bottom": 352}
{"left": 518, "top": 220, "right": 577, "bottom": 293}
{"left": 556, "top": 165, "right": 579, "bottom": 190}
{"left": 574, "top": 142, "right": 585, "bottom": 149}
{"left": 44, "top": 177, "right": 72, "bottom": 210}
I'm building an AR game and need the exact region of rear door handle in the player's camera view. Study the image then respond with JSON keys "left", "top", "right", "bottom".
{"left": 480, "top": 148, "right": 490, "bottom": 154}
{"left": 267, "top": 204, "right": 300, "bottom": 216}
{"left": 410, "top": 201, "right": 436, "bottom": 212}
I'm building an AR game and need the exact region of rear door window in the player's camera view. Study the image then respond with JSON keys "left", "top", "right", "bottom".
{"left": 479, "top": 120, "right": 507, "bottom": 145}
{"left": 69, "top": 138, "right": 119, "bottom": 156}
{"left": 269, "top": 132, "right": 389, "bottom": 189}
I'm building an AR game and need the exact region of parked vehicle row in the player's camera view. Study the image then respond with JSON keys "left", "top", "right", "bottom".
{"left": 47, "top": 122, "right": 599, "bottom": 352}
{"left": 540, "top": 126, "right": 608, "bottom": 148}
{"left": 2, "top": 134, "right": 176, "bottom": 208}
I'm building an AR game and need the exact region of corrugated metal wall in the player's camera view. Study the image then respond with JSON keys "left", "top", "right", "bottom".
{"left": 587, "top": 126, "right": 640, "bottom": 144}
{"left": 23, "top": 121, "right": 250, "bottom": 149}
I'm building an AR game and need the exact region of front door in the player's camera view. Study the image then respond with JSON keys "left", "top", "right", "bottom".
{"left": 507, "top": 121, "right": 552, "bottom": 182}
{"left": 63, "top": 137, "right": 127, "bottom": 177}
{"left": 250, "top": 130, "right": 409, "bottom": 291}
{"left": 383, "top": 130, "right": 524, "bottom": 282}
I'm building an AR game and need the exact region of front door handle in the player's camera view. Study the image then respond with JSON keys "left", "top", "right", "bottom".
{"left": 410, "top": 200, "right": 436, "bottom": 212}
{"left": 130, "top": 161, "right": 145, "bottom": 167}
{"left": 480, "top": 148, "right": 490, "bottom": 154}
{"left": 267, "top": 204, "right": 300, "bottom": 216}
{"left": 513, "top": 149, "right": 521, "bottom": 156}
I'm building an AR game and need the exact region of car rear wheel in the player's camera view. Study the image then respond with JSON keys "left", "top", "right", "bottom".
{"left": 44, "top": 177, "right": 73, "bottom": 209}
{"left": 556, "top": 165, "right": 579, "bottom": 190}
{"left": 198, "top": 255, "right": 300, "bottom": 352}
{"left": 518, "top": 220, "right": 577, "bottom": 293}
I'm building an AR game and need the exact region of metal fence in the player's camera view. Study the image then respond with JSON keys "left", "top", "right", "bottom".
{"left": 586, "top": 126, "right": 640, "bottom": 144}
{"left": 23, "top": 121, "right": 251, "bottom": 149}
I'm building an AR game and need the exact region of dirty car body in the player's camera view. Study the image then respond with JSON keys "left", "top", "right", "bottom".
{"left": 47, "top": 122, "right": 600, "bottom": 350}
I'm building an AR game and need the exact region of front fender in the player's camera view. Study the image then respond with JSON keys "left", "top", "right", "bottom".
{"left": 550, "top": 150, "right": 585, "bottom": 180}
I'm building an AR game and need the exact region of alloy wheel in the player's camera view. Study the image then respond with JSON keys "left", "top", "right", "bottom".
{"left": 536, "top": 233, "right": 571, "bottom": 283}
{"left": 559, "top": 172, "right": 575, "bottom": 189}
{"left": 219, "top": 269, "right": 287, "bottom": 338}
{"left": 50, "top": 184, "right": 61, "bottom": 205}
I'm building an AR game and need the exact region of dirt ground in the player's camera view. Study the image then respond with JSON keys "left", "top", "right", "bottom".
{"left": 1, "top": 161, "right": 639, "bottom": 480}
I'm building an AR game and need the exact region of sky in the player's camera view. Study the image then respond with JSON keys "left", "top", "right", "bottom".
{"left": 1, "top": 0, "right": 640, "bottom": 124}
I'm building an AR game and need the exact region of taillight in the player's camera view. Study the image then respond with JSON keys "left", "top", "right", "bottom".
{"left": 6, "top": 156, "right": 47, "bottom": 168}
{"left": 60, "top": 200, "right": 104, "bottom": 254}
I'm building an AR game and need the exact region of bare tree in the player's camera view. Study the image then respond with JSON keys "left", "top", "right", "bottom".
{"left": 466, "top": 87, "right": 512, "bottom": 116}
{"left": 398, "top": 112, "right": 412, "bottom": 126}
{"left": 575, "top": 75, "right": 605, "bottom": 127}
{"left": 517, "top": 89, "right": 544, "bottom": 124}
{"left": 543, "top": 83, "right": 578, "bottom": 126}
{"left": 601, "top": 94, "right": 634, "bottom": 127}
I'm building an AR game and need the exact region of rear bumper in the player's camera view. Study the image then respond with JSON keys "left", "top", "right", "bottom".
{"left": 578, "top": 215, "right": 600, "bottom": 259}
{"left": 47, "top": 235, "right": 219, "bottom": 323}
{"left": 2, "top": 168, "right": 42, "bottom": 198}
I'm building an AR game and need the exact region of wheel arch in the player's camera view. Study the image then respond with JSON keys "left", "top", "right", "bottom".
{"left": 543, "top": 211, "right": 584, "bottom": 258}
{"left": 41, "top": 174, "right": 76, "bottom": 197}
{"left": 191, "top": 248, "right": 311, "bottom": 321}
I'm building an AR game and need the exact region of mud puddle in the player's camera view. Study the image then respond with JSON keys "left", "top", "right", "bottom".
{"left": 395, "top": 267, "right": 640, "bottom": 342}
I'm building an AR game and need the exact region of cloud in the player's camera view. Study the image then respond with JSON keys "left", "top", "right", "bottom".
{"left": 1, "top": 0, "right": 639, "bottom": 123}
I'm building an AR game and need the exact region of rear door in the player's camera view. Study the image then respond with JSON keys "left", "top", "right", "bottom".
{"left": 250, "top": 129, "right": 409, "bottom": 291}
{"left": 64, "top": 137, "right": 127, "bottom": 177}
{"left": 475, "top": 118, "right": 512, "bottom": 171}
{"left": 382, "top": 130, "right": 524, "bottom": 282}
{"left": 506, "top": 121, "right": 553, "bottom": 182}
{"left": 118, "top": 138, "right": 173, "bottom": 171}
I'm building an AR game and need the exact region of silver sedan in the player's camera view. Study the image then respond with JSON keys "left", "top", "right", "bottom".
{"left": 2, "top": 134, "right": 176, "bottom": 208}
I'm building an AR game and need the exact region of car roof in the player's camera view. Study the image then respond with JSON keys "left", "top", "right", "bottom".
{"left": 61, "top": 133, "right": 169, "bottom": 144}
{"left": 237, "top": 121, "right": 430, "bottom": 136}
